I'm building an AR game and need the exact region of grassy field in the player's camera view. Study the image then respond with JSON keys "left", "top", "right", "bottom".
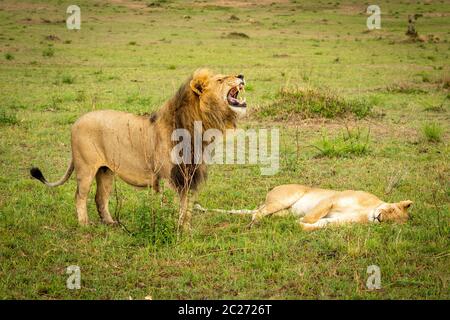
{"left": 0, "top": 0, "right": 449, "bottom": 299}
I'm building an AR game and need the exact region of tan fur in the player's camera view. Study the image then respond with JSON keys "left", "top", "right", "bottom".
{"left": 30, "top": 69, "right": 247, "bottom": 233}
{"left": 251, "top": 184, "right": 412, "bottom": 231}
{"left": 198, "top": 184, "right": 412, "bottom": 231}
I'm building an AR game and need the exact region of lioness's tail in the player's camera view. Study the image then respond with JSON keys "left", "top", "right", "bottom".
{"left": 194, "top": 204, "right": 258, "bottom": 215}
{"left": 30, "top": 160, "right": 74, "bottom": 187}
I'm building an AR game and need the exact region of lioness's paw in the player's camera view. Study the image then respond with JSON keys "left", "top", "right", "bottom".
{"left": 299, "top": 222, "right": 315, "bottom": 232}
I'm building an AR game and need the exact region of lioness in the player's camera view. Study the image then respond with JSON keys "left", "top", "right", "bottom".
{"left": 30, "top": 69, "right": 247, "bottom": 233}
{"left": 196, "top": 184, "right": 412, "bottom": 231}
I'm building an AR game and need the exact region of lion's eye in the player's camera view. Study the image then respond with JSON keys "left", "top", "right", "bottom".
{"left": 217, "top": 78, "right": 224, "bottom": 83}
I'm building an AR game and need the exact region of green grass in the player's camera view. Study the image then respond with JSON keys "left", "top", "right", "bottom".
{"left": 257, "top": 87, "right": 373, "bottom": 120}
{"left": 0, "top": 110, "right": 18, "bottom": 125}
{"left": 0, "top": 0, "right": 449, "bottom": 300}
{"left": 435, "top": 73, "right": 450, "bottom": 89}
{"left": 132, "top": 189, "right": 178, "bottom": 247}
{"left": 61, "top": 75, "right": 75, "bottom": 85}
{"left": 422, "top": 122, "right": 444, "bottom": 143}
{"left": 42, "top": 47, "right": 55, "bottom": 57}
{"left": 313, "top": 127, "right": 371, "bottom": 158}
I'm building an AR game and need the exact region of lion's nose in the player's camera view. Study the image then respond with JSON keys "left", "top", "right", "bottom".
{"left": 237, "top": 74, "right": 245, "bottom": 85}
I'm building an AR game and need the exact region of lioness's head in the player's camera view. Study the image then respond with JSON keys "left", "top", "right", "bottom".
{"left": 378, "top": 200, "right": 413, "bottom": 223}
{"left": 189, "top": 68, "right": 247, "bottom": 118}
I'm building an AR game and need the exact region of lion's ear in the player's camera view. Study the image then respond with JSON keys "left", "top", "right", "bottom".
{"left": 190, "top": 69, "right": 211, "bottom": 96}
{"left": 399, "top": 200, "right": 413, "bottom": 210}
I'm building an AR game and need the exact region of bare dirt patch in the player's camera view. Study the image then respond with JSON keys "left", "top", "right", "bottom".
{"left": 338, "top": 4, "right": 366, "bottom": 15}
{"left": 108, "top": 0, "right": 150, "bottom": 10}
{"left": 0, "top": 2, "right": 52, "bottom": 12}
{"left": 194, "top": 0, "right": 290, "bottom": 8}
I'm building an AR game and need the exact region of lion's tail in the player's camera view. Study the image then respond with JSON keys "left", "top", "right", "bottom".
{"left": 30, "top": 159, "right": 74, "bottom": 187}
{"left": 194, "top": 204, "right": 258, "bottom": 215}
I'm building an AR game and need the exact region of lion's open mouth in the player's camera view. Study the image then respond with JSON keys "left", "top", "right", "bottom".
{"left": 227, "top": 84, "right": 246, "bottom": 108}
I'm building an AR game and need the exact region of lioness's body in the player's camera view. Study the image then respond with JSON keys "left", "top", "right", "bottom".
{"left": 31, "top": 69, "right": 247, "bottom": 232}
{"left": 198, "top": 184, "right": 412, "bottom": 231}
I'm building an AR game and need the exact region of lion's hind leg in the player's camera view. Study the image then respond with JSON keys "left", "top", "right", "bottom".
{"left": 249, "top": 185, "right": 308, "bottom": 227}
{"left": 249, "top": 204, "right": 291, "bottom": 228}
{"left": 95, "top": 167, "right": 117, "bottom": 225}
{"left": 300, "top": 199, "right": 333, "bottom": 224}
{"left": 74, "top": 167, "right": 97, "bottom": 226}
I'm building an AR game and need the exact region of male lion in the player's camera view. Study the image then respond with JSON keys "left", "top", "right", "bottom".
{"left": 196, "top": 184, "right": 413, "bottom": 231}
{"left": 30, "top": 69, "right": 247, "bottom": 233}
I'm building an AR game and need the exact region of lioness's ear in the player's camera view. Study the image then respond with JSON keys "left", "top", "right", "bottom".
{"left": 190, "top": 69, "right": 211, "bottom": 96}
{"left": 399, "top": 200, "right": 413, "bottom": 210}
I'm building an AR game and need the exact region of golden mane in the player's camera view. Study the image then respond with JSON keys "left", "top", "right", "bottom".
{"left": 153, "top": 69, "right": 239, "bottom": 193}
{"left": 159, "top": 69, "right": 238, "bottom": 138}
